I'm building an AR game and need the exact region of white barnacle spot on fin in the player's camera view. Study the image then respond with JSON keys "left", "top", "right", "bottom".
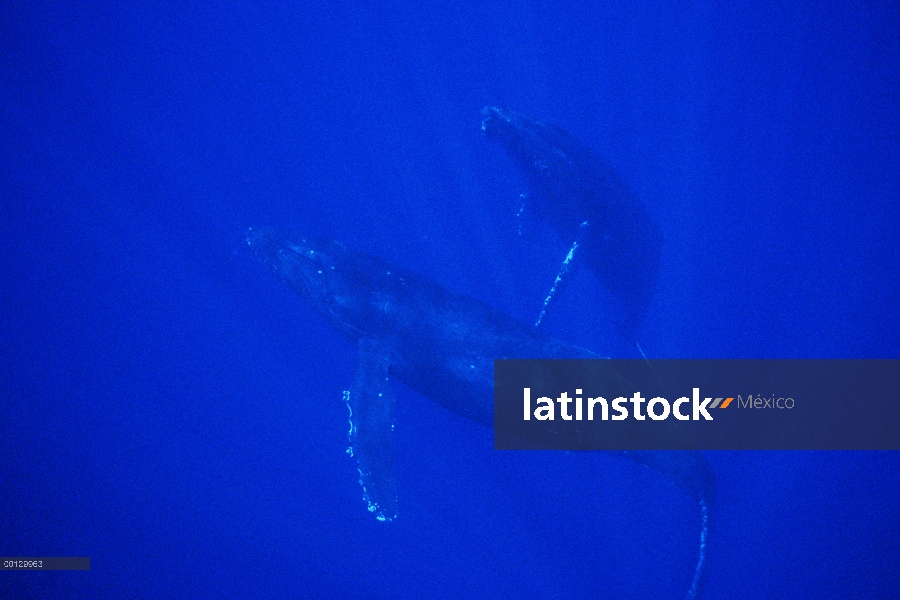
{"left": 535, "top": 220, "right": 591, "bottom": 327}
{"left": 343, "top": 389, "right": 354, "bottom": 456}
{"left": 344, "top": 338, "right": 399, "bottom": 522}
{"left": 516, "top": 192, "right": 531, "bottom": 236}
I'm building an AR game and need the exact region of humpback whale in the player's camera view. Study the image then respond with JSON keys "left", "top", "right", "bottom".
{"left": 481, "top": 107, "right": 664, "bottom": 331}
{"left": 247, "top": 228, "right": 713, "bottom": 598}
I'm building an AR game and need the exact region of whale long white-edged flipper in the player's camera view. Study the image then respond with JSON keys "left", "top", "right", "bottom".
{"left": 535, "top": 219, "right": 591, "bottom": 327}
{"left": 345, "top": 337, "right": 398, "bottom": 522}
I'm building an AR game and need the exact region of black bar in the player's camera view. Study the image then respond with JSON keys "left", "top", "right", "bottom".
{"left": 1, "top": 558, "right": 90, "bottom": 570}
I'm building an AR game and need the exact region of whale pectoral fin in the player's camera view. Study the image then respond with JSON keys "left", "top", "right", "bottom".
{"left": 535, "top": 220, "right": 591, "bottom": 327}
{"left": 344, "top": 338, "right": 398, "bottom": 522}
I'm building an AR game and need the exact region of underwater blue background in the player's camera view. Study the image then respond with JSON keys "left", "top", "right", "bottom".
{"left": 2, "top": 1, "right": 898, "bottom": 598}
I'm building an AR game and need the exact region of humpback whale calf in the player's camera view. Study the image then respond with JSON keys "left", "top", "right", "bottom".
{"left": 481, "top": 106, "right": 664, "bottom": 331}
{"left": 247, "top": 228, "right": 713, "bottom": 598}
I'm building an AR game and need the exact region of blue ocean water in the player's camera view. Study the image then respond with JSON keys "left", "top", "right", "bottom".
{"left": 1, "top": 1, "right": 898, "bottom": 598}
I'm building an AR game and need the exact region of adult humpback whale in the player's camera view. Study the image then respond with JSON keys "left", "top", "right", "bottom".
{"left": 247, "top": 228, "right": 713, "bottom": 598}
{"left": 481, "top": 107, "right": 663, "bottom": 331}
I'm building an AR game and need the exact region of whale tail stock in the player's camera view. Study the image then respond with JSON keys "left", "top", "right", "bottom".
{"left": 616, "top": 449, "right": 713, "bottom": 599}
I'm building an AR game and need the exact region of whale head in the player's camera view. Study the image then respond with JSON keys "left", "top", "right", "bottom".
{"left": 247, "top": 227, "right": 404, "bottom": 340}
